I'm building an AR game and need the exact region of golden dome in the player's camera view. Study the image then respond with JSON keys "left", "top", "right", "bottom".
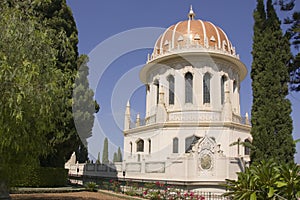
{"left": 148, "top": 6, "right": 238, "bottom": 63}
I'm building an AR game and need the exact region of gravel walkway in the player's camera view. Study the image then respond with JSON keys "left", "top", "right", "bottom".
{"left": 11, "top": 191, "right": 122, "bottom": 200}
{"left": 10, "top": 191, "right": 144, "bottom": 200}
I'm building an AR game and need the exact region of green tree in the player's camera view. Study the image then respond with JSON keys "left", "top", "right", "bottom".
{"left": 1, "top": 0, "right": 81, "bottom": 168}
{"left": 34, "top": 0, "right": 81, "bottom": 168}
{"left": 102, "top": 138, "right": 109, "bottom": 164}
{"left": 0, "top": 6, "right": 66, "bottom": 185}
{"left": 250, "top": 0, "right": 295, "bottom": 164}
{"left": 117, "top": 147, "right": 123, "bottom": 162}
{"left": 75, "top": 143, "right": 88, "bottom": 163}
{"left": 113, "top": 152, "right": 118, "bottom": 163}
{"left": 73, "top": 55, "right": 99, "bottom": 147}
{"left": 35, "top": 0, "right": 99, "bottom": 168}
{"left": 1, "top": 0, "right": 99, "bottom": 168}
{"left": 224, "top": 160, "right": 300, "bottom": 199}
{"left": 96, "top": 152, "right": 101, "bottom": 164}
{"left": 273, "top": 0, "right": 300, "bottom": 91}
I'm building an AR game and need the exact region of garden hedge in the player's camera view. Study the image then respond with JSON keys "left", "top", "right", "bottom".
{"left": 13, "top": 166, "right": 68, "bottom": 187}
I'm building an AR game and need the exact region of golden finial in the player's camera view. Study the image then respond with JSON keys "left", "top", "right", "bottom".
{"left": 188, "top": 5, "right": 195, "bottom": 20}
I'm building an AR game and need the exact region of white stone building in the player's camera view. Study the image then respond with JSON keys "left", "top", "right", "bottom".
{"left": 122, "top": 7, "right": 251, "bottom": 193}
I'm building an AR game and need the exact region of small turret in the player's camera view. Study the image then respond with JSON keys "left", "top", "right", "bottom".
{"left": 136, "top": 113, "right": 140, "bottom": 127}
{"left": 245, "top": 112, "right": 250, "bottom": 125}
{"left": 124, "top": 101, "right": 131, "bottom": 130}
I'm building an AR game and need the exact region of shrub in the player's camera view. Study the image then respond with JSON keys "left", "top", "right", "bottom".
{"left": 12, "top": 167, "right": 68, "bottom": 187}
{"left": 224, "top": 160, "right": 300, "bottom": 199}
{"left": 84, "top": 182, "right": 98, "bottom": 192}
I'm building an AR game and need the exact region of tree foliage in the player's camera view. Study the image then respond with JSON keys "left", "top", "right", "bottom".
{"left": 113, "top": 152, "right": 118, "bottom": 163}
{"left": 73, "top": 55, "right": 99, "bottom": 147}
{"left": 0, "top": 0, "right": 98, "bottom": 172}
{"left": 102, "top": 138, "right": 109, "bottom": 164}
{"left": 0, "top": 6, "right": 66, "bottom": 183}
{"left": 117, "top": 147, "right": 123, "bottom": 162}
{"left": 75, "top": 143, "right": 88, "bottom": 163}
{"left": 273, "top": 0, "right": 300, "bottom": 91}
{"left": 96, "top": 152, "right": 101, "bottom": 164}
{"left": 224, "top": 160, "right": 300, "bottom": 199}
{"left": 250, "top": 0, "right": 295, "bottom": 164}
{"left": 113, "top": 147, "right": 122, "bottom": 163}
{"left": 33, "top": 0, "right": 81, "bottom": 168}
{"left": 0, "top": 0, "right": 99, "bottom": 168}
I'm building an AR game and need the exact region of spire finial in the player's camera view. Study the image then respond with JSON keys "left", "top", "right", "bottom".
{"left": 188, "top": 5, "right": 195, "bottom": 20}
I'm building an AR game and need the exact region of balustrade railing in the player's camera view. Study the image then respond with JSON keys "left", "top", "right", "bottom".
{"left": 129, "top": 112, "right": 250, "bottom": 129}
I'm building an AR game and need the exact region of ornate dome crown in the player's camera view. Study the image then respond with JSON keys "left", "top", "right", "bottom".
{"left": 147, "top": 6, "right": 239, "bottom": 63}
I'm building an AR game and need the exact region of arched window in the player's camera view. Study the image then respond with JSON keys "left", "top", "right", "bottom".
{"left": 185, "top": 135, "right": 200, "bottom": 153}
{"left": 244, "top": 139, "right": 251, "bottom": 155}
{"left": 185, "top": 72, "right": 193, "bottom": 103}
{"left": 136, "top": 139, "right": 144, "bottom": 152}
{"left": 173, "top": 137, "right": 179, "bottom": 153}
{"left": 130, "top": 142, "right": 132, "bottom": 154}
{"left": 221, "top": 75, "right": 227, "bottom": 105}
{"left": 154, "top": 80, "right": 159, "bottom": 104}
{"left": 148, "top": 139, "right": 151, "bottom": 154}
{"left": 167, "top": 75, "right": 175, "bottom": 105}
{"left": 203, "top": 73, "right": 211, "bottom": 104}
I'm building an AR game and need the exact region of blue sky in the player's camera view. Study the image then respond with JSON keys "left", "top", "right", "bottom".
{"left": 66, "top": 0, "right": 300, "bottom": 163}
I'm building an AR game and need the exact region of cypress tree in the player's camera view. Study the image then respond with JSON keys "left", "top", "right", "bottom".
{"left": 102, "top": 138, "right": 109, "bottom": 164}
{"left": 113, "top": 152, "right": 118, "bottom": 163}
{"left": 96, "top": 152, "right": 100, "bottom": 164}
{"left": 35, "top": 0, "right": 81, "bottom": 168}
{"left": 75, "top": 143, "right": 88, "bottom": 163}
{"left": 117, "top": 147, "right": 123, "bottom": 162}
{"left": 250, "top": 0, "right": 295, "bottom": 164}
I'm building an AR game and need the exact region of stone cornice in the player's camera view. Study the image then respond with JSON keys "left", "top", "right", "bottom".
{"left": 124, "top": 121, "right": 251, "bottom": 136}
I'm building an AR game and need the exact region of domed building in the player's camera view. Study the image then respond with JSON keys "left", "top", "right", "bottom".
{"left": 122, "top": 6, "right": 251, "bottom": 194}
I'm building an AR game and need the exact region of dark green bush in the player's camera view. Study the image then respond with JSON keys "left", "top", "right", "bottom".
{"left": 12, "top": 167, "right": 68, "bottom": 187}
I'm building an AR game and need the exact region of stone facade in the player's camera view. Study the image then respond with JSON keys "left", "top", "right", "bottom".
{"left": 122, "top": 7, "right": 251, "bottom": 194}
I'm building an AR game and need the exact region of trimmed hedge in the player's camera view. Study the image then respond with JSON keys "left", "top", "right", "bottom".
{"left": 13, "top": 167, "right": 68, "bottom": 187}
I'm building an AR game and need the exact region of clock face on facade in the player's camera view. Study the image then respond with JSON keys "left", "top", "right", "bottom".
{"left": 200, "top": 154, "right": 212, "bottom": 170}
